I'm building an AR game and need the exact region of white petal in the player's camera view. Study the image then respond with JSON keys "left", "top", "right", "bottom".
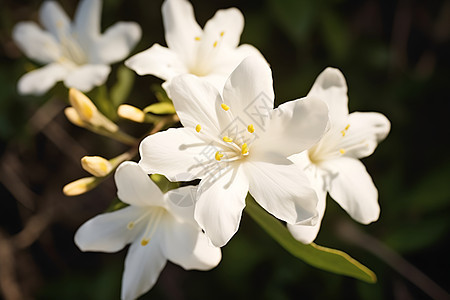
{"left": 161, "top": 216, "right": 221, "bottom": 270}
{"left": 139, "top": 128, "right": 218, "bottom": 181}
{"left": 165, "top": 75, "right": 224, "bottom": 135}
{"left": 74, "top": 206, "right": 144, "bottom": 253}
{"left": 195, "top": 165, "right": 249, "bottom": 247}
{"left": 308, "top": 67, "right": 349, "bottom": 124}
{"left": 39, "top": 1, "right": 71, "bottom": 41}
{"left": 321, "top": 157, "right": 380, "bottom": 224}
{"left": 202, "top": 8, "right": 244, "bottom": 49}
{"left": 162, "top": 0, "right": 202, "bottom": 62}
{"left": 121, "top": 239, "right": 166, "bottom": 300}
{"left": 115, "top": 161, "right": 164, "bottom": 207}
{"left": 17, "top": 63, "right": 68, "bottom": 96}
{"left": 125, "top": 44, "right": 187, "bottom": 80}
{"left": 252, "top": 95, "right": 329, "bottom": 158}
{"left": 63, "top": 64, "right": 110, "bottom": 92}
{"left": 244, "top": 155, "right": 318, "bottom": 225}
{"left": 13, "top": 22, "right": 61, "bottom": 64}
{"left": 73, "top": 0, "right": 101, "bottom": 39}
{"left": 338, "top": 112, "right": 390, "bottom": 159}
{"left": 222, "top": 56, "right": 274, "bottom": 132}
{"left": 165, "top": 186, "right": 197, "bottom": 226}
{"left": 93, "top": 22, "right": 142, "bottom": 64}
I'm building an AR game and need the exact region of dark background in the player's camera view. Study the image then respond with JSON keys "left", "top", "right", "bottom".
{"left": 0, "top": 0, "right": 449, "bottom": 299}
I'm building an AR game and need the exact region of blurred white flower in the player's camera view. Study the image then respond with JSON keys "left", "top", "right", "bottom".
{"left": 75, "top": 161, "right": 221, "bottom": 300}
{"left": 125, "top": 0, "right": 265, "bottom": 92}
{"left": 288, "top": 68, "right": 391, "bottom": 244}
{"left": 138, "top": 56, "right": 329, "bottom": 247}
{"left": 13, "top": 0, "right": 141, "bottom": 95}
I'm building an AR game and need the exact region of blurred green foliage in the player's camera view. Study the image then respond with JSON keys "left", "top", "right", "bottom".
{"left": 0, "top": 0, "right": 449, "bottom": 299}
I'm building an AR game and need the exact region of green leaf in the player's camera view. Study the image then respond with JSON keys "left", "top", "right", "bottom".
{"left": 143, "top": 102, "right": 176, "bottom": 115}
{"left": 111, "top": 65, "right": 134, "bottom": 108}
{"left": 245, "top": 196, "right": 377, "bottom": 283}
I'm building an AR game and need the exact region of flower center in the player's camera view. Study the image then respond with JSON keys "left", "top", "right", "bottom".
{"left": 54, "top": 22, "right": 88, "bottom": 66}
{"left": 127, "top": 207, "right": 165, "bottom": 246}
{"left": 308, "top": 123, "right": 351, "bottom": 164}
{"left": 188, "top": 31, "right": 226, "bottom": 77}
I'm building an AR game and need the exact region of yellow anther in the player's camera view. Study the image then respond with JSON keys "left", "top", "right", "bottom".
{"left": 213, "top": 41, "right": 218, "bottom": 48}
{"left": 195, "top": 36, "right": 201, "bottom": 41}
{"left": 220, "top": 31, "right": 225, "bottom": 37}
{"left": 248, "top": 124, "right": 255, "bottom": 133}
{"left": 241, "top": 143, "right": 248, "bottom": 155}
{"left": 341, "top": 130, "right": 346, "bottom": 137}
{"left": 127, "top": 222, "right": 135, "bottom": 230}
{"left": 223, "top": 136, "right": 233, "bottom": 143}
{"left": 339, "top": 149, "right": 346, "bottom": 154}
{"left": 221, "top": 103, "right": 230, "bottom": 111}
{"left": 195, "top": 124, "right": 201, "bottom": 132}
{"left": 141, "top": 239, "right": 149, "bottom": 246}
{"left": 215, "top": 151, "right": 224, "bottom": 161}
{"left": 345, "top": 124, "right": 350, "bottom": 130}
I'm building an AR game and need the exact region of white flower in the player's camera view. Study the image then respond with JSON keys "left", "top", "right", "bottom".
{"left": 13, "top": 0, "right": 141, "bottom": 95}
{"left": 287, "top": 68, "right": 391, "bottom": 244}
{"left": 75, "top": 161, "right": 221, "bottom": 300}
{"left": 125, "top": 0, "right": 265, "bottom": 92}
{"left": 138, "top": 56, "right": 329, "bottom": 247}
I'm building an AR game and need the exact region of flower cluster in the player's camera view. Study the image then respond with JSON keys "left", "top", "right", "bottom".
{"left": 13, "top": 0, "right": 390, "bottom": 299}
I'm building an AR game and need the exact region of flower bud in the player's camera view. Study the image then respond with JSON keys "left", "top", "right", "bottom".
{"left": 81, "top": 156, "right": 112, "bottom": 177}
{"left": 63, "top": 177, "right": 99, "bottom": 196}
{"left": 64, "top": 107, "right": 85, "bottom": 127}
{"left": 69, "top": 88, "right": 97, "bottom": 122}
{"left": 118, "top": 104, "right": 146, "bottom": 123}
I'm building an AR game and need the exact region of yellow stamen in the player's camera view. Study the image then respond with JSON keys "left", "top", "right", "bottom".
{"left": 220, "top": 31, "right": 225, "bottom": 37}
{"left": 223, "top": 136, "right": 233, "bottom": 143}
{"left": 213, "top": 41, "right": 218, "bottom": 48}
{"left": 215, "top": 151, "right": 224, "bottom": 161}
{"left": 195, "top": 124, "right": 201, "bottom": 132}
{"left": 345, "top": 124, "right": 350, "bottom": 130}
{"left": 241, "top": 143, "right": 248, "bottom": 155}
{"left": 141, "top": 239, "right": 149, "bottom": 246}
{"left": 341, "top": 130, "right": 346, "bottom": 137}
{"left": 127, "top": 222, "right": 134, "bottom": 230}
{"left": 221, "top": 103, "right": 230, "bottom": 111}
{"left": 247, "top": 124, "right": 255, "bottom": 133}
{"left": 339, "top": 149, "right": 346, "bottom": 154}
{"left": 195, "top": 36, "right": 201, "bottom": 41}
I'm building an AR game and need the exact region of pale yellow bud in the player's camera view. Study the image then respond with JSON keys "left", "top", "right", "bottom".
{"left": 69, "top": 88, "right": 97, "bottom": 122}
{"left": 63, "top": 177, "right": 99, "bottom": 196}
{"left": 117, "top": 104, "right": 146, "bottom": 123}
{"left": 64, "top": 107, "right": 85, "bottom": 127}
{"left": 81, "top": 156, "right": 112, "bottom": 177}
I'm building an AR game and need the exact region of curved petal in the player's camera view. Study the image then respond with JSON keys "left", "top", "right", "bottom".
{"left": 17, "top": 63, "right": 68, "bottom": 96}
{"left": 93, "top": 22, "right": 142, "bottom": 64}
{"left": 244, "top": 154, "right": 318, "bottom": 225}
{"left": 307, "top": 67, "right": 348, "bottom": 124}
{"left": 13, "top": 22, "right": 61, "bottom": 64}
{"left": 125, "top": 44, "right": 187, "bottom": 80}
{"left": 162, "top": 0, "right": 202, "bottom": 62}
{"left": 195, "top": 165, "right": 249, "bottom": 247}
{"left": 222, "top": 56, "right": 274, "bottom": 132}
{"left": 115, "top": 161, "right": 164, "bottom": 207}
{"left": 202, "top": 8, "right": 244, "bottom": 49}
{"left": 39, "top": 1, "right": 71, "bottom": 41}
{"left": 74, "top": 206, "right": 144, "bottom": 253}
{"left": 121, "top": 239, "right": 166, "bottom": 300}
{"left": 321, "top": 157, "right": 380, "bottom": 224}
{"left": 74, "top": 0, "right": 101, "bottom": 39}
{"left": 139, "top": 128, "right": 218, "bottom": 181}
{"left": 165, "top": 186, "right": 197, "bottom": 226}
{"left": 338, "top": 112, "right": 390, "bottom": 159}
{"left": 252, "top": 95, "right": 329, "bottom": 158}
{"left": 161, "top": 216, "right": 221, "bottom": 270}
{"left": 63, "top": 64, "right": 110, "bottom": 92}
{"left": 165, "top": 74, "right": 223, "bottom": 135}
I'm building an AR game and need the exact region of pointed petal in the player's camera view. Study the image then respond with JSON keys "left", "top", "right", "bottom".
{"left": 165, "top": 74, "right": 224, "bottom": 135}
{"left": 115, "top": 161, "right": 164, "bottom": 207}
{"left": 252, "top": 95, "right": 329, "bottom": 158}
{"left": 139, "top": 128, "right": 219, "bottom": 181}
{"left": 322, "top": 157, "right": 380, "bottom": 224}
{"left": 93, "top": 22, "right": 142, "bottom": 64}
{"left": 74, "top": 206, "right": 144, "bottom": 253}
{"left": 165, "top": 186, "right": 197, "bottom": 226}
{"left": 17, "top": 63, "right": 68, "bottom": 96}
{"left": 162, "top": 0, "right": 202, "bottom": 61}
{"left": 63, "top": 64, "right": 110, "bottom": 92}
{"left": 13, "top": 22, "right": 61, "bottom": 64}
{"left": 202, "top": 8, "right": 244, "bottom": 49}
{"left": 39, "top": 1, "right": 71, "bottom": 40}
{"left": 195, "top": 165, "right": 249, "bottom": 247}
{"left": 308, "top": 67, "right": 348, "bottom": 124}
{"left": 161, "top": 216, "right": 221, "bottom": 270}
{"left": 222, "top": 56, "right": 274, "bottom": 132}
{"left": 74, "top": 0, "right": 101, "bottom": 38}
{"left": 125, "top": 44, "right": 187, "bottom": 80}
{"left": 121, "top": 239, "right": 166, "bottom": 300}
{"left": 338, "top": 112, "right": 390, "bottom": 159}
{"left": 244, "top": 155, "right": 318, "bottom": 225}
